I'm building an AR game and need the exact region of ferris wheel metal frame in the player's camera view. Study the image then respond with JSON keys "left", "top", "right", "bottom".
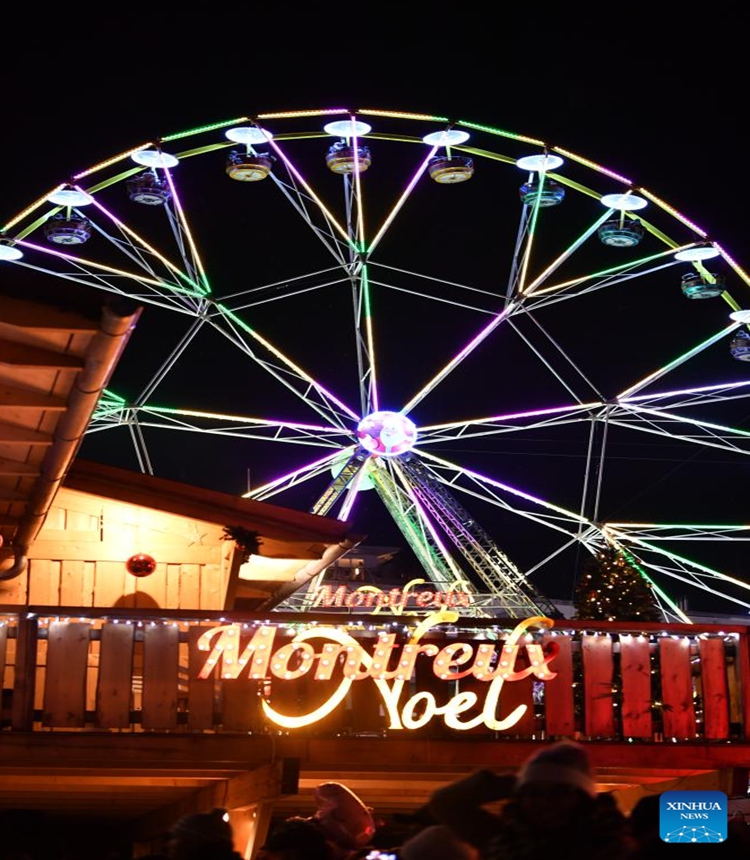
{"left": 2, "top": 106, "right": 750, "bottom": 623}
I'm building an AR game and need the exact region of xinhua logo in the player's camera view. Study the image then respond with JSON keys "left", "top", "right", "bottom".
{"left": 659, "top": 790, "right": 728, "bottom": 843}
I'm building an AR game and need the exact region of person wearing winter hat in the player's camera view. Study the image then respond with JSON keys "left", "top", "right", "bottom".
{"left": 167, "top": 808, "right": 242, "bottom": 860}
{"left": 428, "top": 742, "right": 631, "bottom": 860}
{"left": 513, "top": 740, "right": 597, "bottom": 797}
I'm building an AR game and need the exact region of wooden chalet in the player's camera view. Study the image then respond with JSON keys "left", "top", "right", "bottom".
{"left": 1, "top": 284, "right": 749, "bottom": 858}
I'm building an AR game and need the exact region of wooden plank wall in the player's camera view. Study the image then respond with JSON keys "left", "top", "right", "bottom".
{"left": 19, "top": 488, "right": 228, "bottom": 611}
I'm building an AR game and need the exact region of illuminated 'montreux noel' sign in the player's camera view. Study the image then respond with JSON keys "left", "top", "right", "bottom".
{"left": 197, "top": 612, "right": 558, "bottom": 732}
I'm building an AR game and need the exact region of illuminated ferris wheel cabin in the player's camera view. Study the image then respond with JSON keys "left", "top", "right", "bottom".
{"left": 357, "top": 411, "right": 417, "bottom": 457}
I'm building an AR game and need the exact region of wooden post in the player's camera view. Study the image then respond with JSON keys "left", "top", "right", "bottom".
{"left": 11, "top": 614, "right": 38, "bottom": 730}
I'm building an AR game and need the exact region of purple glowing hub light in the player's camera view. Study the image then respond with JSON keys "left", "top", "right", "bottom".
{"left": 357, "top": 411, "right": 417, "bottom": 457}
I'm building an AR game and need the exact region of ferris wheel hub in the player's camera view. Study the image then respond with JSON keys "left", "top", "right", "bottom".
{"left": 357, "top": 411, "right": 417, "bottom": 457}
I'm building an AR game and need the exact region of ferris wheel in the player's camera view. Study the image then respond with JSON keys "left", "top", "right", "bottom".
{"left": 2, "top": 106, "right": 750, "bottom": 623}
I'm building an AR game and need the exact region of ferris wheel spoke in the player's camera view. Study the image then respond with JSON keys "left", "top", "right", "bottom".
{"left": 367, "top": 145, "right": 438, "bottom": 255}
{"left": 204, "top": 303, "right": 359, "bottom": 429}
{"left": 416, "top": 449, "right": 590, "bottom": 537}
{"left": 79, "top": 172, "right": 213, "bottom": 299}
{"left": 607, "top": 405, "right": 750, "bottom": 457}
{"left": 620, "top": 378, "right": 750, "bottom": 410}
{"left": 217, "top": 267, "right": 348, "bottom": 309}
{"left": 507, "top": 313, "right": 606, "bottom": 402}
{"left": 417, "top": 402, "right": 602, "bottom": 444}
{"left": 245, "top": 447, "right": 358, "bottom": 502}
{"left": 134, "top": 313, "right": 210, "bottom": 405}
{"left": 402, "top": 299, "right": 519, "bottom": 414}
{"left": 74, "top": 174, "right": 210, "bottom": 300}
{"left": 526, "top": 249, "right": 681, "bottom": 303}
{"left": 265, "top": 138, "right": 355, "bottom": 257}
{"left": 606, "top": 530, "right": 750, "bottom": 612}
{"left": 369, "top": 262, "right": 504, "bottom": 313}
{"left": 519, "top": 205, "right": 613, "bottom": 297}
{"left": 11, "top": 241, "right": 205, "bottom": 314}
{"left": 611, "top": 523, "right": 750, "bottom": 540}
{"left": 239, "top": 129, "right": 380, "bottom": 416}
{"left": 128, "top": 407, "right": 352, "bottom": 447}
{"left": 618, "top": 322, "right": 741, "bottom": 400}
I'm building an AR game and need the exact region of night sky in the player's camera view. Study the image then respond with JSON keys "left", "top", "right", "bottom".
{"left": 3, "top": 10, "right": 748, "bottom": 615}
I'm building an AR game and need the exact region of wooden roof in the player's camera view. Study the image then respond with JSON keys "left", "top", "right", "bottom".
{"left": 64, "top": 458, "right": 358, "bottom": 547}
{"left": 0, "top": 284, "right": 143, "bottom": 574}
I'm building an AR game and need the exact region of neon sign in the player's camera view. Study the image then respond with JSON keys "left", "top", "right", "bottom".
{"left": 312, "top": 579, "right": 473, "bottom": 613}
{"left": 197, "top": 612, "right": 558, "bottom": 732}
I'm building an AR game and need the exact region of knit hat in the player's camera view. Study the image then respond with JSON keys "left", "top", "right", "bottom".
{"left": 513, "top": 741, "right": 596, "bottom": 797}
{"left": 400, "top": 826, "right": 478, "bottom": 860}
{"left": 171, "top": 808, "right": 233, "bottom": 845}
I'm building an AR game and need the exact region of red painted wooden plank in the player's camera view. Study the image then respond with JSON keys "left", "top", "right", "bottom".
{"left": 659, "top": 637, "right": 696, "bottom": 739}
{"left": 582, "top": 635, "right": 615, "bottom": 738}
{"left": 542, "top": 634, "right": 576, "bottom": 738}
{"left": 699, "top": 637, "right": 729, "bottom": 740}
{"left": 619, "top": 635, "right": 653, "bottom": 739}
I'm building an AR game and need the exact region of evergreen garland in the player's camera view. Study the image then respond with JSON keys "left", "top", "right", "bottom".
{"left": 222, "top": 525, "right": 262, "bottom": 562}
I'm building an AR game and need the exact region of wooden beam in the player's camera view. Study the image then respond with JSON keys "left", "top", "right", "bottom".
{"left": 0, "top": 339, "right": 84, "bottom": 370}
{"left": 132, "top": 758, "right": 299, "bottom": 841}
{"left": 0, "top": 421, "right": 53, "bottom": 445}
{"left": 0, "top": 382, "right": 67, "bottom": 409}
{"left": 0, "top": 455, "right": 41, "bottom": 475}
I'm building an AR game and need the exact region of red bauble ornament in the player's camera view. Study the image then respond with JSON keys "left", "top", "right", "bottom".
{"left": 126, "top": 553, "right": 157, "bottom": 577}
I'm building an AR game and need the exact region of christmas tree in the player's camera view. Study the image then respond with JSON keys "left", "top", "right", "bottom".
{"left": 574, "top": 547, "right": 662, "bottom": 621}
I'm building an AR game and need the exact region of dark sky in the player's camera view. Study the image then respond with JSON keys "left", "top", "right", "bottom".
{"left": 3, "top": 9, "right": 748, "bottom": 615}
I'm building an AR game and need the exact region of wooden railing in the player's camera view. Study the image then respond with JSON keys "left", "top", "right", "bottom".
{"left": 1, "top": 606, "right": 749, "bottom": 742}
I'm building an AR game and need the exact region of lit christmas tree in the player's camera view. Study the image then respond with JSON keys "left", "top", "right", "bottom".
{"left": 574, "top": 546, "right": 662, "bottom": 621}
